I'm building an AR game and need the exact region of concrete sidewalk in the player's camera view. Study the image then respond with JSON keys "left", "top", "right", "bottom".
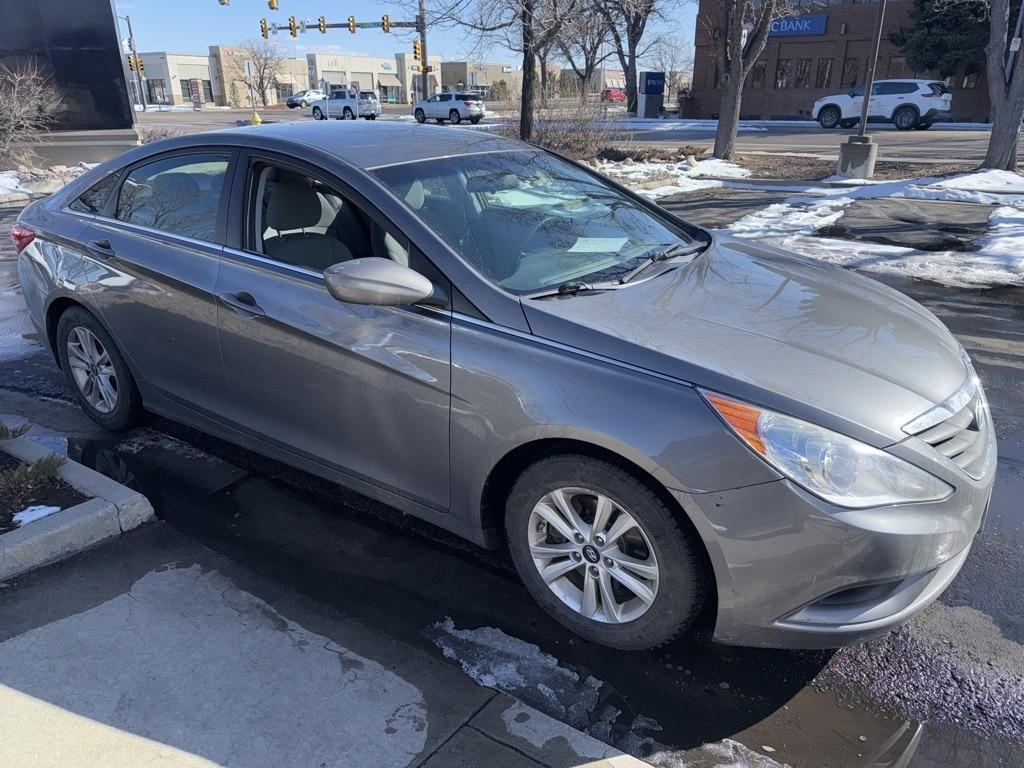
{"left": 0, "top": 522, "right": 641, "bottom": 768}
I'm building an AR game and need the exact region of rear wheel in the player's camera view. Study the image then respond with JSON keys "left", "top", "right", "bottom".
{"left": 414, "top": 108, "right": 426, "bottom": 123}
{"left": 56, "top": 307, "right": 143, "bottom": 431}
{"left": 505, "top": 454, "right": 706, "bottom": 650}
{"left": 449, "top": 109, "right": 461, "bottom": 124}
{"left": 817, "top": 106, "right": 841, "bottom": 129}
{"left": 343, "top": 107, "right": 354, "bottom": 120}
{"left": 312, "top": 107, "right": 324, "bottom": 120}
{"left": 893, "top": 105, "right": 919, "bottom": 130}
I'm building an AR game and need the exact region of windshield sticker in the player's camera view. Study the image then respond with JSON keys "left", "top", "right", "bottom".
{"left": 568, "top": 237, "right": 628, "bottom": 253}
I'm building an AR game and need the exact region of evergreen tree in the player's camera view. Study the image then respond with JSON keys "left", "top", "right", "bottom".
{"left": 889, "top": 0, "right": 987, "bottom": 78}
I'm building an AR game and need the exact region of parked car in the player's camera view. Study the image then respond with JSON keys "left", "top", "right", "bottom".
{"left": 812, "top": 79, "right": 952, "bottom": 130}
{"left": 12, "top": 123, "right": 994, "bottom": 651}
{"left": 311, "top": 89, "right": 381, "bottom": 120}
{"left": 413, "top": 92, "right": 485, "bottom": 124}
{"left": 286, "top": 89, "right": 326, "bottom": 109}
{"left": 601, "top": 88, "right": 626, "bottom": 103}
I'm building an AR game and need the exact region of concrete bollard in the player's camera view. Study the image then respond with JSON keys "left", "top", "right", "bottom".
{"left": 836, "top": 135, "right": 878, "bottom": 179}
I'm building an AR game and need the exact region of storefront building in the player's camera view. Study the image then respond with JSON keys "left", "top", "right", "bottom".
{"left": 684, "top": 0, "right": 990, "bottom": 122}
{"left": 307, "top": 52, "right": 440, "bottom": 103}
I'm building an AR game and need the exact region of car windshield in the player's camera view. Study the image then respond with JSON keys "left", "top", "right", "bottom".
{"left": 372, "top": 151, "right": 697, "bottom": 295}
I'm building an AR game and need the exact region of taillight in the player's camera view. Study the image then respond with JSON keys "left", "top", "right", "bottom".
{"left": 10, "top": 223, "right": 34, "bottom": 253}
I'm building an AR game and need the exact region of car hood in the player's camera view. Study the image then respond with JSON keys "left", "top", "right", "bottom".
{"left": 521, "top": 235, "right": 967, "bottom": 446}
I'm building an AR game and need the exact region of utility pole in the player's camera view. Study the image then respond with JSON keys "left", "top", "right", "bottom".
{"left": 857, "top": 0, "right": 886, "bottom": 138}
{"left": 418, "top": 0, "right": 430, "bottom": 100}
{"left": 836, "top": 0, "right": 886, "bottom": 178}
{"left": 121, "top": 14, "right": 147, "bottom": 112}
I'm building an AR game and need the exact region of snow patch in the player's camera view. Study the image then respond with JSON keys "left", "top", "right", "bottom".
{"left": 13, "top": 505, "right": 62, "bottom": 526}
{"left": 427, "top": 618, "right": 602, "bottom": 729}
{"left": 0, "top": 171, "right": 30, "bottom": 202}
{"left": 649, "top": 738, "right": 793, "bottom": 768}
{"left": 729, "top": 197, "right": 850, "bottom": 239}
{"left": 498, "top": 699, "right": 613, "bottom": 761}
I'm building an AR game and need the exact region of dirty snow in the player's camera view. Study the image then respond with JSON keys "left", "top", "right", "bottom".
{"left": 648, "top": 738, "right": 794, "bottom": 768}
{"left": 12, "top": 505, "right": 62, "bottom": 526}
{"left": 0, "top": 171, "right": 30, "bottom": 203}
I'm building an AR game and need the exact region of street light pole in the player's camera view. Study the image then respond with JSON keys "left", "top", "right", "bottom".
{"left": 857, "top": 0, "right": 887, "bottom": 138}
{"left": 418, "top": 0, "right": 430, "bottom": 100}
{"left": 120, "top": 14, "right": 147, "bottom": 112}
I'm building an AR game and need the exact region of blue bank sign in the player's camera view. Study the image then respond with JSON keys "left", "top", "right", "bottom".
{"left": 769, "top": 14, "right": 828, "bottom": 36}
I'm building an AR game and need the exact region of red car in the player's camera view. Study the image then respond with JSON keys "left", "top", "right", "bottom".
{"left": 600, "top": 88, "right": 626, "bottom": 103}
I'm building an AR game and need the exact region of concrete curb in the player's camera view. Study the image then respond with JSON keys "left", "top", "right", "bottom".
{"left": 0, "top": 435, "right": 154, "bottom": 580}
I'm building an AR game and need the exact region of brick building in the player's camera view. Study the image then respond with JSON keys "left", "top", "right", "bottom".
{"left": 683, "top": 0, "right": 989, "bottom": 122}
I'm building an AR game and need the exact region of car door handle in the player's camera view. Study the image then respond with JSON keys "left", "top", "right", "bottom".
{"left": 86, "top": 239, "right": 116, "bottom": 259}
{"left": 218, "top": 291, "right": 265, "bottom": 318}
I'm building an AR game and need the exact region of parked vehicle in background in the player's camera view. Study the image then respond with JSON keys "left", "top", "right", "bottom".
{"left": 286, "top": 89, "right": 326, "bottom": 109}
{"left": 601, "top": 88, "right": 626, "bottom": 103}
{"left": 812, "top": 79, "right": 952, "bottom": 130}
{"left": 13, "top": 122, "right": 995, "bottom": 652}
{"left": 413, "top": 92, "right": 485, "bottom": 124}
{"left": 311, "top": 90, "right": 381, "bottom": 120}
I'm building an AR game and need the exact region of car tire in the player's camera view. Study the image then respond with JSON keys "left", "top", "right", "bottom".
{"left": 300, "top": 100, "right": 309, "bottom": 108}
{"left": 56, "top": 306, "right": 144, "bottom": 432}
{"left": 414, "top": 108, "right": 426, "bottom": 123}
{"left": 470, "top": 117, "right": 481, "bottom": 124}
{"left": 893, "top": 105, "right": 919, "bottom": 130}
{"left": 505, "top": 454, "right": 706, "bottom": 650}
{"left": 343, "top": 107, "right": 354, "bottom": 120}
{"left": 817, "top": 106, "right": 841, "bottom": 129}
{"left": 312, "top": 107, "right": 324, "bottom": 120}
{"left": 449, "top": 109, "right": 461, "bottom": 124}
{"left": 366, "top": 114, "right": 376, "bottom": 120}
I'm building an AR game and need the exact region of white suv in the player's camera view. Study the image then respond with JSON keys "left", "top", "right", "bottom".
{"left": 413, "top": 92, "right": 486, "bottom": 124}
{"left": 310, "top": 90, "right": 381, "bottom": 121}
{"left": 812, "top": 79, "right": 952, "bottom": 130}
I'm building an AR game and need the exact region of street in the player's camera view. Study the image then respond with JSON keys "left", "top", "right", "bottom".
{"left": 2, "top": 185, "right": 1022, "bottom": 766}
{"left": 135, "top": 107, "right": 1005, "bottom": 164}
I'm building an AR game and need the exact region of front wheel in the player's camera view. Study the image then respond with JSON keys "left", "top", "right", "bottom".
{"left": 449, "top": 109, "right": 461, "bottom": 125}
{"left": 57, "top": 307, "right": 144, "bottom": 431}
{"left": 893, "top": 105, "right": 919, "bottom": 130}
{"left": 414, "top": 108, "right": 426, "bottom": 123}
{"left": 300, "top": 100, "right": 309, "bottom": 108}
{"left": 817, "top": 106, "right": 841, "bottom": 129}
{"left": 312, "top": 107, "right": 324, "bottom": 120}
{"left": 505, "top": 454, "right": 706, "bottom": 650}
{"left": 343, "top": 107, "right": 354, "bottom": 120}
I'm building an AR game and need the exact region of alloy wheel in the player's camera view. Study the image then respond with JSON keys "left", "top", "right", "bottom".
{"left": 66, "top": 326, "right": 118, "bottom": 414}
{"left": 528, "top": 487, "right": 659, "bottom": 623}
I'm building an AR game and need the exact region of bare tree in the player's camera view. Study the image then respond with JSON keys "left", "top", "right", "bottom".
{"left": 0, "top": 61, "right": 59, "bottom": 167}
{"left": 228, "top": 39, "right": 286, "bottom": 108}
{"left": 597, "top": 0, "right": 664, "bottom": 114}
{"left": 647, "top": 31, "right": 694, "bottom": 103}
{"left": 558, "top": 7, "right": 613, "bottom": 100}
{"left": 703, "top": 0, "right": 789, "bottom": 159}
{"left": 981, "top": 0, "right": 1024, "bottom": 169}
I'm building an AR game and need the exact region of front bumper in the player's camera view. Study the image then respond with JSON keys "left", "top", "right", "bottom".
{"left": 673, "top": 453, "right": 993, "bottom": 648}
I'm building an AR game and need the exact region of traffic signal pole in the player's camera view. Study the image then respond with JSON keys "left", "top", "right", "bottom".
{"left": 122, "top": 14, "right": 147, "bottom": 112}
{"left": 418, "top": 0, "right": 429, "bottom": 102}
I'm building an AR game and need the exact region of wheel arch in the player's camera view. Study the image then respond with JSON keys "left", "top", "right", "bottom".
{"left": 817, "top": 103, "right": 842, "bottom": 120}
{"left": 45, "top": 295, "right": 146, "bottom": 385}
{"left": 892, "top": 103, "right": 920, "bottom": 121}
{"left": 478, "top": 436, "right": 719, "bottom": 608}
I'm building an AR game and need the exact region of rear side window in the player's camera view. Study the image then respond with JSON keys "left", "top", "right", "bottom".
{"left": 69, "top": 173, "right": 118, "bottom": 214}
{"left": 115, "top": 153, "right": 229, "bottom": 242}
{"left": 929, "top": 82, "right": 950, "bottom": 95}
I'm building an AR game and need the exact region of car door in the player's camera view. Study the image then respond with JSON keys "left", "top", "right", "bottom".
{"left": 424, "top": 94, "right": 441, "bottom": 118}
{"left": 845, "top": 86, "right": 865, "bottom": 119}
{"left": 83, "top": 149, "right": 234, "bottom": 418}
{"left": 869, "top": 82, "right": 897, "bottom": 118}
{"left": 214, "top": 152, "right": 452, "bottom": 511}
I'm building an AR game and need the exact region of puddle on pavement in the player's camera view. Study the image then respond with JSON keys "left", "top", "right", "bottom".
{"left": 64, "top": 429, "right": 1024, "bottom": 767}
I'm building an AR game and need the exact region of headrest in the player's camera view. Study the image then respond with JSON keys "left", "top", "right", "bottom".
{"left": 404, "top": 179, "right": 425, "bottom": 210}
{"left": 266, "top": 178, "right": 322, "bottom": 230}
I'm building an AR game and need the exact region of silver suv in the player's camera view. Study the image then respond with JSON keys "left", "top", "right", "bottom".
{"left": 413, "top": 92, "right": 485, "bottom": 124}
{"left": 311, "top": 89, "right": 381, "bottom": 120}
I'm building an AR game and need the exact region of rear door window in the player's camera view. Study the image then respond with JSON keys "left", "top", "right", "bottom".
{"left": 114, "top": 153, "right": 230, "bottom": 242}
{"left": 69, "top": 173, "right": 118, "bottom": 214}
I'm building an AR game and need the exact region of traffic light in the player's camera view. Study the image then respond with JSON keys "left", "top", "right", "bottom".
{"left": 218, "top": 0, "right": 229, "bottom": 5}
{"left": 267, "top": 0, "right": 278, "bottom": 9}
{"left": 138, "top": 57, "right": 145, "bottom": 73}
{"left": 382, "top": 14, "right": 391, "bottom": 33}
{"left": 412, "top": 39, "right": 422, "bottom": 61}
{"left": 127, "top": 55, "right": 135, "bottom": 72}
{"left": 318, "top": 15, "right": 327, "bottom": 33}
{"left": 260, "top": 18, "right": 270, "bottom": 39}
{"left": 348, "top": 15, "right": 356, "bottom": 33}
{"left": 288, "top": 15, "right": 298, "bottom": 37}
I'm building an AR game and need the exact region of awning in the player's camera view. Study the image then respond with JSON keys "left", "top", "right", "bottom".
{"left": 606, "top": 76, "right": 625, "bottom": 88}
{"left": 379, "top": 73, "right": 402, "bottom": 88}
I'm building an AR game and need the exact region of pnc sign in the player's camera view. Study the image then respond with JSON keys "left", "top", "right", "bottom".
{"left": 769, "top": 14, "right": 828, "bottom": 37}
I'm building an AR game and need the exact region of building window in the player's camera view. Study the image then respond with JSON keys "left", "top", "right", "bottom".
{"left": 841, "top": 56, "right": 861, "bottom": 88}
{"left": 180, "top": 80, "right": 192, "bottom": 100}
{"left": 775, "top": 59, "right": 793, "bottom": 89}
{"left": 794, "top": 58, "right": 812, "bottom": 88}
{"left": 147, "top": 79, "right": 167, "bottom": 104}
{"left": 962, "top": 63, "right": 982, "bottom": 88}
{"left": 748, "top": 60, "right": 767, "bottom": 89}
{"left": 276, "top": 83, "right": 294, "bottom": 100}
{"left": 815, "top": 58, "right": 833, "bottom": 89}
{"left": 203, "top": 80, "right": 214, "bottom": 102}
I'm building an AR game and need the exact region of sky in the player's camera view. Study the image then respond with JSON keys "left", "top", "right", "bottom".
{"left": 112, "top": 0, "right": 696, "bottom": 67}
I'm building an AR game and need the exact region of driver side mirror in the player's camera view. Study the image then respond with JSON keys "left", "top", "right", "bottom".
{"left": 324, "top": 257, "right": 435, "bottom": 306}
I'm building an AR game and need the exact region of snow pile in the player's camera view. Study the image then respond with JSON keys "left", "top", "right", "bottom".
{"left": 13, "top": 505, "right": 62, "bottom": 526}
{"left": 649, "top": 738, "right": 793, "bottom": 768}
{"left": 729, "top": 197, "right": 850, "bottom": 239}
{"left": 600, "top": 156, "right": 750, "bottom": 198}
{"left": 427, "top": 618, "right": 602, "bottom": 729}
{"left": 927, "top": 169, "right": 1024, "bottom": 194}
{"left": 0, "top": 171, "right": 30, "bottom": 203}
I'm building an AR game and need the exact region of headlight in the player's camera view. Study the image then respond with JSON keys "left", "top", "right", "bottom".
{"left": 703, "top": 391, "right": 953, "bottom": 508}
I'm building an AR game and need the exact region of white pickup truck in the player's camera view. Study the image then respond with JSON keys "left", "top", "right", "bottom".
{"left": 310, "top": 90, "right": 381, "bottom": 121}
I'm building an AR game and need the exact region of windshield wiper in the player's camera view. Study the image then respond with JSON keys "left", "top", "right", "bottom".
{"left": 531, "top": 279, "right": 623, "bottom": 299}
{"left": 617, "top": 242, "right": 704, "bottom": 285}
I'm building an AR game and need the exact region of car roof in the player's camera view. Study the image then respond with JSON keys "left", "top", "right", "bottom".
{"left": 208, "top": 121, "right": 530, "bottom": 170}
